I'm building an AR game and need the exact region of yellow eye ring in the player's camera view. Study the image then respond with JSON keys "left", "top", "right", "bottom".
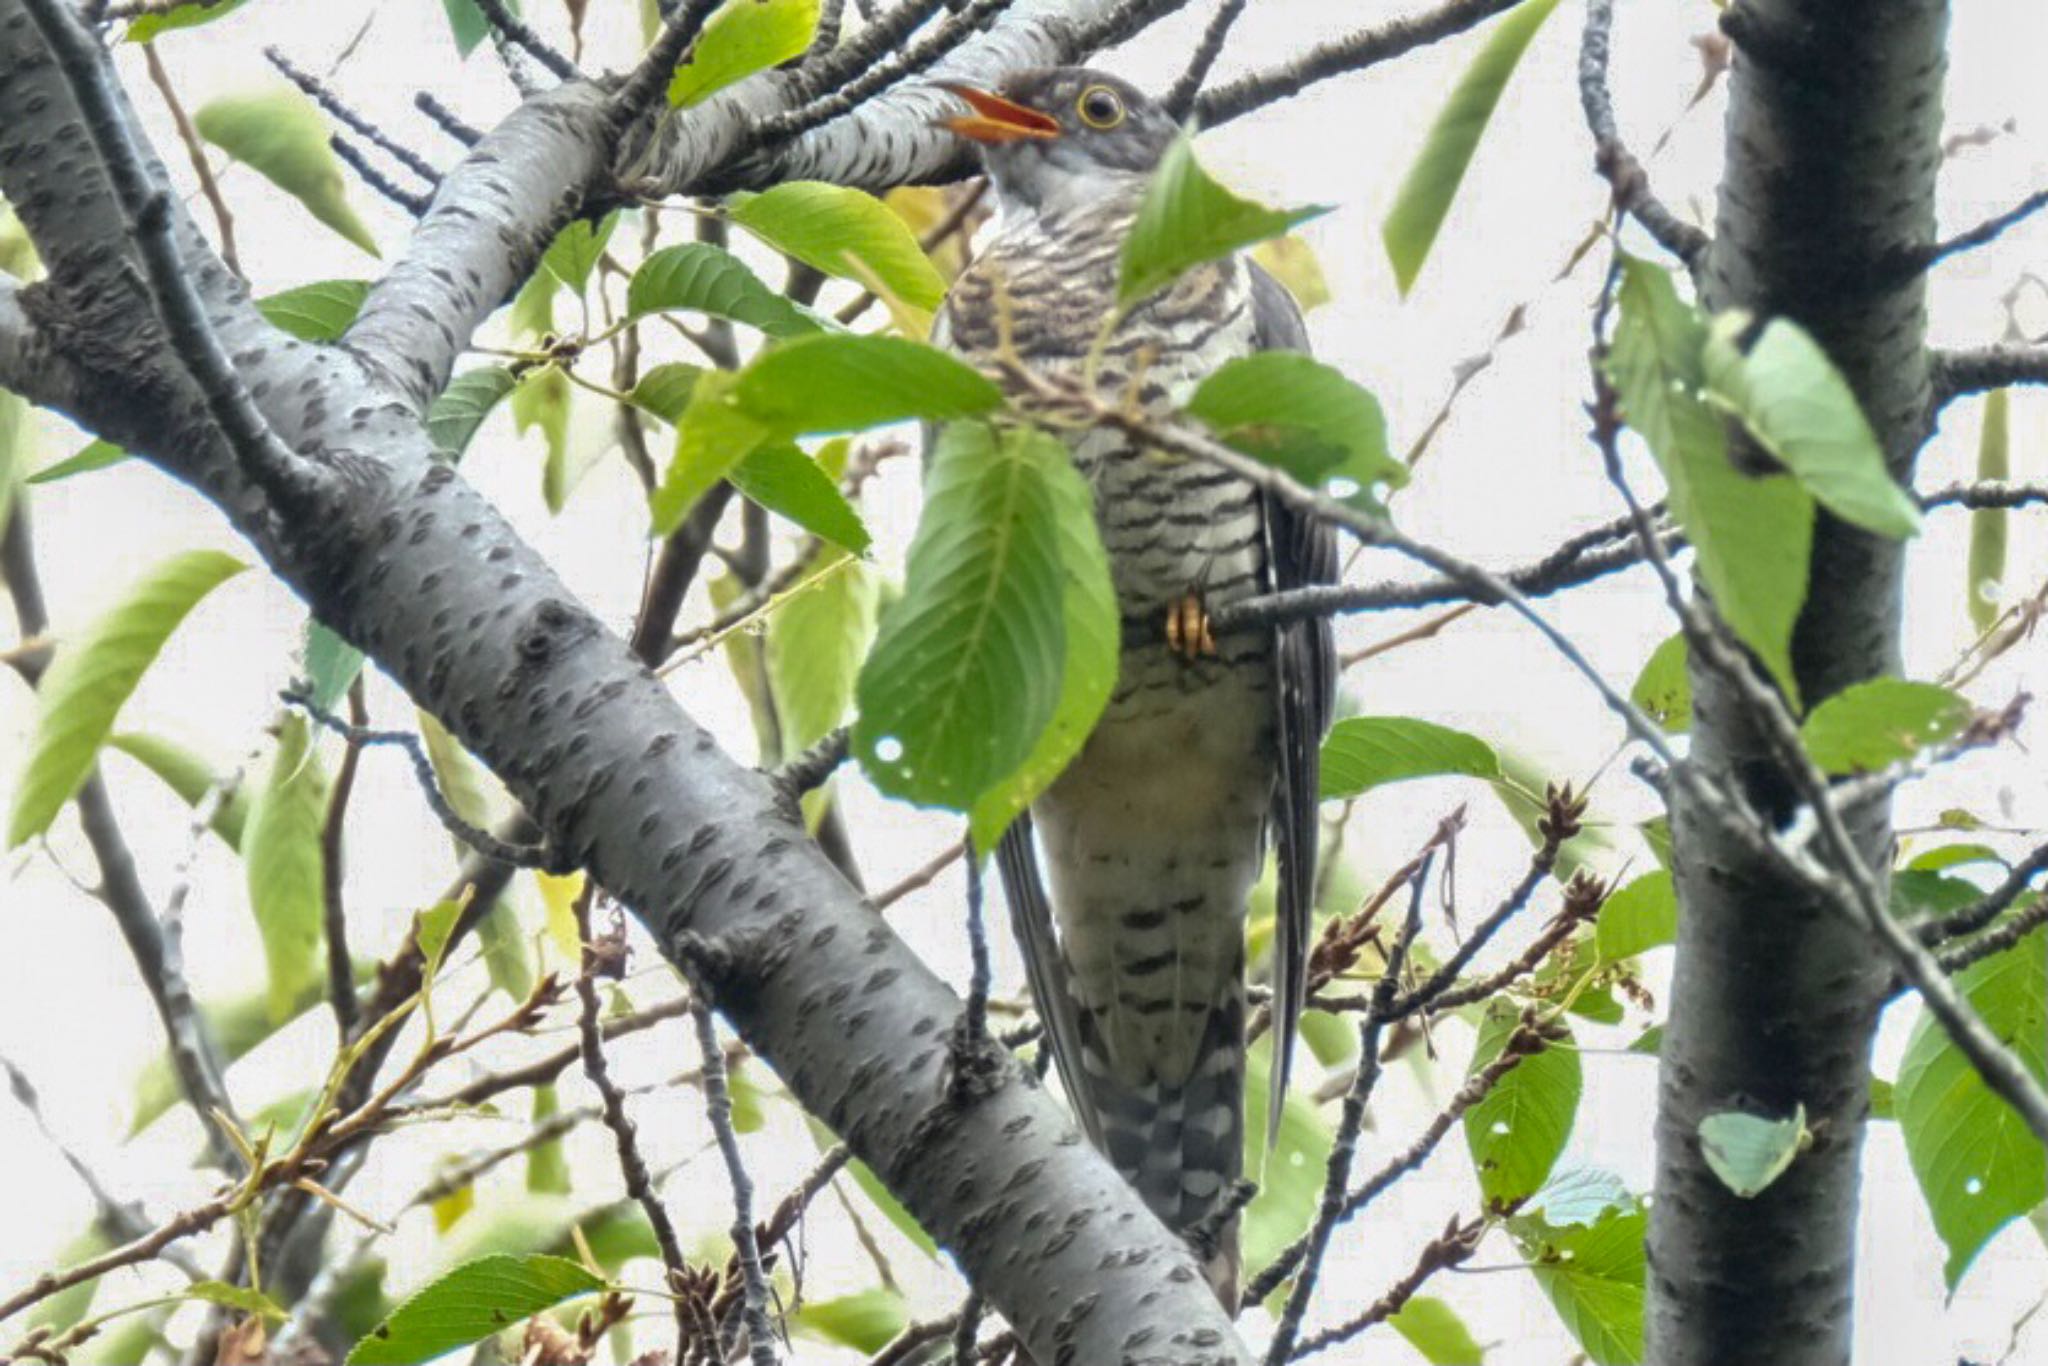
{"left": 1076, "top": 84, "right": 1125, "bottom": 130}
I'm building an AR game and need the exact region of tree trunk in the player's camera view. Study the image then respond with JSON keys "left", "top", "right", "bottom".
{"left": 1649, "top": 2, "right": 1949, "bottom": 1362}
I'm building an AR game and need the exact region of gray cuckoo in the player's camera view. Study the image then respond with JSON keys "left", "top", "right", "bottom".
{"left": 932, "top": 68, "right": 1337, "bottom": 1302}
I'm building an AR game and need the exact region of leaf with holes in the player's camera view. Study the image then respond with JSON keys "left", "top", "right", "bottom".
{"left": 1186, "top": 352, "right": 1404, "bottom": 513}
{"left": 1630, "top": 633, "right": 1690, "bottom": 733}
{"left": 1799, "top": 678, "right": 1971, "bottom": 775}
{"left": 243, "top": 714, "right": 329, "bottom": 1022}
{"left": 195, "top": 87, "right": 378, "bottom": 256}
{"left": 1896, "top": 926, "right": 2046, "bottom": 1288}
{"left": 855, "top": 422, "right": 1072, "bottom": 814}
{"left": 1318, "top": 716, "right": 1500, "bottom": 801}
{"left": 1120, "top": 131, "right": 1329, "bottom": 306}
{"left": 346, "top": 1253, "right": 604, "bottom": 1365}
{"left": 1702, "top": 313, "right": 1919, "bottom": 540}
{"left": 9, "top": 550, "right": 245, "bottom": 847}
{"left": 1382, "top": 0, "right": 1562, "bottom": 294}
{"left": 1607, "top": 254, "right": 1812, "bottom": 701}
{"left": 729, "top": 182, "right": 945, "bottom": 333}
{"left": 625, "top": 243, "right": 829, "bottom": 338}
{"left": 1700, "top": 1104, "right": 1810, "bottom": 1198}
{"left": 1464, "top": 1002, "right": 1579, "bottom": 1206}
{"left": 668, "top": 0, "right": 821, "bottom": 107}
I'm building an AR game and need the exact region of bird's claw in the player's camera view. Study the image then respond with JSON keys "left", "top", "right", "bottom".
{"left": 1165, "top": 591, "right": 1216, "bottom": 663}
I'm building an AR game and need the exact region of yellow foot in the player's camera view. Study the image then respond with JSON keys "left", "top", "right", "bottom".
{"left": 1165, "top": 591, "right": 1217, "bottom": 663}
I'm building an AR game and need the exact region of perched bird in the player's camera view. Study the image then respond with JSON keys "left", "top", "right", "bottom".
{"left": 932, "top": 67, "right": 1336, "bottom": 1304}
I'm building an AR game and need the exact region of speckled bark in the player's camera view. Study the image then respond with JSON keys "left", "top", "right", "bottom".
{"left": 0, "top": 4, "right": 1250, "bottom": 1361}
{"left": 1649, "top": 3, "right": 1949, "bottom": 1363}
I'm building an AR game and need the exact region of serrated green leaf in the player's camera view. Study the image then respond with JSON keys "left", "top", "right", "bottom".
{"left": 243, "top": 714, "right": 328, "bottom": 1022}
{"left": 1382, "top": 0, "right": 1561, "bottom": 294}
{"left": 525, "top": 1085, "right": 571, "bottom": 1194}
{"left": 731, "top": 443, "right": 871, "bottom": 554}
{"left": 767, "top": 550, "right": 879, "bottom": 753}
{"left": 1318, "top": 716, "right": 1500, "bottom": 800}
{"left": 1510, "top": 1200, "right": 1646, "bottom": 1365}
{"left": 1608, "top": 254, "right": 1812, "bottom": 701}
{"left": 28, "top": 439, "right": 125, "bottom": 486}
{"left": 1701, "top": 313, "right": 1919, "bottom": 539}
{"left": 1969, "top": 389, "right": 2010, "bottom": 632}
{"left": 667, "top": 0, "right": 821, "bottom": 108}
{"left": 625, "top": 243, "right": 828, "bottom": 339}
{"left": 539, "top": 212, "right": 619, "bottom": 296}
{"left": 1595, "top": 870, "right": 1676, "bottom": 961}
{"left": 416, "top": 898, "right": 464, "bottom": 989}
{"left": 195, "top": 87, "right": 378, "bottom": 257}
{"left": 1699, "top": 1104, "right": 1809, "bottom": 1198}
{"left": 106, "top": 731, "right": 251, "bottom": 849}
{"left": 9, "top": 549, "right": 246, "bottom": 847}
{"left": 966, "top": 429, "right": 1117, "bottom": 853}
{"left": 187, "top": 1280, "right": 286, "bottom": 1320}
{"left": 733, "top": 334, "right": 1002, "bottom": 434}
{"left": 1464, "top": 1002, "right": 1578, "bottom": 1206}
{"left": 792, "top": 1288, "right": 907, "bottom": 1353}
{"left": 127, "top": 0, "right": 253, "bottom": 42}
{"left": 257, "top": 279, "right": 370, "bottom": 342}
{"left": 1120, "top": 131, "right": 1328, "bottom": 306}
{"left": 855, "top": 422, "right": 1070, "bottom": 814}
{"left": 1897, "top": 925, "right": 2046, "bottom": 1288}
{"left": 1799, "top": 678, "right": 1971, "bottom": 775}
{"left": 1525, "top": 1166, "right": 1633, "bottom": 1227}
{"left": 1185, "top": 351, "right": 1405, "bottom": 513}
{"left": 1630, "top": 633, "right": 1690, "bottom": 733}
{"left": 1242, "top": 1035, "right": 1335, "bottom": 1281}
{"left": 303, "top": 619, "right": 364, "bottom": 713}
{"left": 1390, "top": 1295, "right": 1485, "bottom": 1364}
{"left": 728, "top": 182, "right": 944, "bottom": 332}
{"left": 346, "top": 1253, "right": 604, "bottom": 1365}
{"left": 626, "top": 363, "right": 705, "bottom": 425}
{"left": 427, "top": 366, "right": 518, "bottom": 462}
{"left": 649, "top": 370, "right": 768, "bottom": 535}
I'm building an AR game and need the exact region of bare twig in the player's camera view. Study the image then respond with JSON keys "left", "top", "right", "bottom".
{"left": 873, "top": 843, "right": 965, "bottom": 911}
{"left": 266, "top": 47, "right": 442, "bottom": 186}
{"left": 331, "top": 133, "right": 432, "bottom": 216}
{"left": 471, "top": 0, "right": 579, "bottom": 81}
{"left": 1889, "top": 185, "right": 2048, "bottom": 279}
{"left": 683, "top": 969, "right": 779, "bottom": 1366}
{"left": 1932, "top": 345, "right": 2048, "bottom": 405}
{"left": 1165, "top": 0, "right": 1249, "bottom": 118}
{"left": 1287, "top": 1214, "right": 1489, "bottom": 1359}
{"left": 1577, "top": 0, "right": 1710, "bottom": 267}
{"left": 139, "top": 45, "right": 239, "bottom": 278}
{"left": 414, "top": 91, "right": 482, "bottom": 146}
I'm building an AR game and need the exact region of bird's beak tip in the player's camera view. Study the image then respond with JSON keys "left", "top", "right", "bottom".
{"left": 932, "top": 82, "right": 1061, "bottom": 144}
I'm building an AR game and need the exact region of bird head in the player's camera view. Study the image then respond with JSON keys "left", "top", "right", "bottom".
{"left": 934, "top": 68, "right": 1176, "bottom": 218}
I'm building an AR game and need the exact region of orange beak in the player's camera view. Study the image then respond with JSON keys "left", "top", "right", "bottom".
{"left": 935, "top": 82, "right": 1061, "bottom": 144}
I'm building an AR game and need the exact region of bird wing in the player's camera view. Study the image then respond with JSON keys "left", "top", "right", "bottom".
{"left": 996, "top": 814, "right": 1103, "bottom": 1148}
{"left": 1249, "top": 260, "right": 1338, "bottom": 1148}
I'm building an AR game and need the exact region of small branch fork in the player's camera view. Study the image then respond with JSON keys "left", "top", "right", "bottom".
{"left": 1577, "top": 0, "right": 1710, "bottom": 269}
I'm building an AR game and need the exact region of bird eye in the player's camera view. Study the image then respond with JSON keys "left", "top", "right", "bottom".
{"left": 1076, "top": 85, "right": 1125, "bottom": 130}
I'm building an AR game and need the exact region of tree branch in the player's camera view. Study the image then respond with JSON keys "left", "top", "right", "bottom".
{"left": 1931, "top": 344, "right": 2048, "bottom": 406}
{"left": 1577, "top": 0, "right": 1710, "bottom": 267}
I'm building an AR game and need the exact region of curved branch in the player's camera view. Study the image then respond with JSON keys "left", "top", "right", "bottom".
{"left": 1577, "top": 0, "right": 1710, "bottom": 267}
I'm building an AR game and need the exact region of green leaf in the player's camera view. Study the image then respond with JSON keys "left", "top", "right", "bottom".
{"left": 1382, "top": 0, "right": 1563, "bottom": 294}
{"left": 854, "top": 422, "right": 1071, "bottom": 815}
{"left": 525, "top": 1085, "right": 571, "bottom": 1194}
{"left": 346, "top": 1253, "right": 604, "bottom": 1365}
{"left": 1799, "top": 678, "right": 1972, "bottom": 775}
{"left": 427, "top": 366, "right": 518, "bottom": 462}
{"left": 1525, "top": 1165, "right": 1633, "bottom": 1228}
{"left": 28, "top": 439, "right": 126, "bottom": 486}
{"left": 195, "top": 87, "right": 378, "bottom": 257}
{"left": 303, "top": 620, "right": 364, "bottom": 713}
{"left": 1701, "top": 313, "right": 1919, "bottom": 539}
{"left": 257, "top": 279, "right": 370, "bottom": 342}
{"left": 441, "top": 0, "right": 511, "bottom": 56}
{"left": 1389, "top": 1296, "right": 1486, "bottom": 1364}
{"left": 792, "top": 1288, "right": 907, "bottom": 1354}
{"left": 730, "top": 443, "right": 871, "bottom": 554}
{"left": 106, "top": 731, "right": 251, "bottom": 849}
{"left": 8, "top": 549, "right": 246, "bottom": 847}
{"left": 1608, "top": 254, "right": 1812, "bottom": 700}
{"left": 966, "top": 429, "right": 1118, "bottom": 853}
{"left": 667, "top": 0, "right": 821, "bottom": 108}
{"left": 126, "top": 0, "right": 253, "bottom": 42}
{"left": 767, "top": 551, "right": 880, "bottom": 754}
{"left": 188, "top": 1280, "right": 286, "bottom": 1320}
{"left": 625, "top": 363, "right": 706, "bottom": 425}
{"left": 1594, "top": 870, "right": 1676, "bottom": 961}
{"left": 1250, "top": 234, "right": 1331, "bottom": 313}
{"left": 243, "top": 714, "right": 328, "bottom": 1022}
{"left": 625, "top": 243, "right": 828, "bottom": 339}
{"left": 649, "top": 370, "right": 769, "bottom": 535}
{"left": 1242, "top": 1035, "right": 1335, "bottom": 1284}
{"left": 1699, "top": 1104, "right": 1810, "bottom": 1198}
{"left": 727, "top": 1058, "right": 767, "bottom": 1134}
{"left": 728, "top": 182, "right": 945, "bottom": 330}
{"left": 509, "top": 366, "right": 573, "bottom": 511}
{"left": 538, "top": 212, "right": 619, "bottom": 296}
{"left": 732, "top": 334, "right": 1002, "bottom": 433}
{"left": 1185, "top": 352, "right": 1406, "bottom": 512}
{"left": 1630, "top": 633, "right": 1690, "bottom": 733}
{"left": 1907, "top": 842, "right": 2004, "bottom": 874}
{"left": 1510, "top": 1200, "right": 1646, "bottom": 1366}
{"left": 476, "top": 899, "right": 535, "bottom": 1002}
{"left": 1968, "top": 389, "right": 2010, "bottom": 632}
{"left": 1464, "top": 1002, "right": 1578, "bottom": 1206}
{"left": 1896, "top": 925, "right": 2047, "bottom": 1288}
{"left": 1120, "top": 130, "right": 1329, "bottom": 306}
{"left": 1318, "top": 716, "right": 1501, "bottom": 801}
{"left": 415, "top": 899, "right": 463, "bottom": 987}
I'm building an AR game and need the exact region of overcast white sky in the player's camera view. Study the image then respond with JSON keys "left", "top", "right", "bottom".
{"left": 3, "top": 1, "right": 2047, "bottom": 1361}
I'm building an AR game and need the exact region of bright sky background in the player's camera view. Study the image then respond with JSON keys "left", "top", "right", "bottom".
{"left": 3, "top": 1, "right": 2047, "bottom": 1361}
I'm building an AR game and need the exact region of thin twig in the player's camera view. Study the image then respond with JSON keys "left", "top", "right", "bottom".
{"left": 321, "top": 678, "right": 367, "bottom": 1037}
{"left": 471, "top": 0, "right": 579, "bottom": 81}
{"left": 1577, "top": 0, "right": 1710, "bottom": 267}
{"left": 266, "top": 47, "right": 442, "bottom": 186}
{"left": 683, "top": 970, "right": 780, "bottom": 1366}
{"left": 1932, "top": 344, "right": 2048, "bottom": 406}
{"left": 873, "top": 843, "right": 965, "bottom": 911}
{"left": 139, "top": 44, "right": 240, "bottom": 279}
{"left": 1165, "top": 0, "right": 1250, "bottom": 118}
{"left": 330, "top": 133, "right": 432, "bottom": 216}
{"left": 1287, "top": 1215, "right": 1489, "bottom": 1359}
{"left": 414, "top": 91, "right": 482, "bottom": 145}
{"left": 1889, "top": 185, "right": 2048, "bottom": 279}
